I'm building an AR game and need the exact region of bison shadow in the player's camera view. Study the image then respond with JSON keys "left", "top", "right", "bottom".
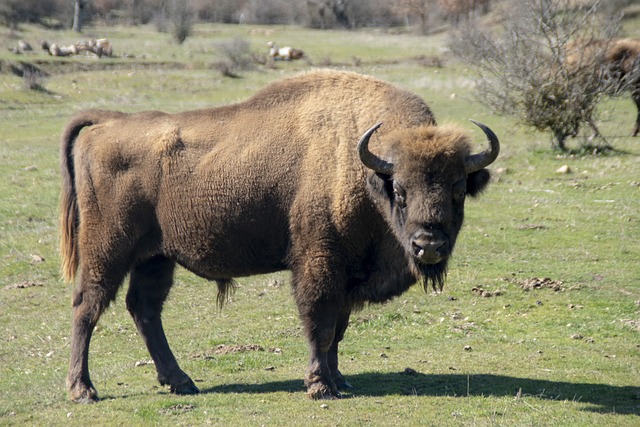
{"left": 202, "top": 372, "right": 639, "bottom": 415}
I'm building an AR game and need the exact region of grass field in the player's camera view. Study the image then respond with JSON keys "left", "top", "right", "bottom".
{"left": 0, "top": 20, "right": 639, "bottom": 426}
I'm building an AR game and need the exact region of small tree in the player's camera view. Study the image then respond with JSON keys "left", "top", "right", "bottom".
{"left": 170, "top": 0, "right": 194, "bottom": 44}
{"left": 448, "top": 0, "right": 623, "bottom": 151}
{"left": 213, "top": 38, "right": 253, "bottom": 78}
{"left": 393, "top": 0, "right": 439, "bottom": 34}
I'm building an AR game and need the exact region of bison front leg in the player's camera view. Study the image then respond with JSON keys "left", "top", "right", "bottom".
{"left": 328, "top": 309, "right": 353, "bottom": 390}
{"left": 301, "top": 309, "right": 341, "bottom": 399}
{"left": 293, "top": 259, "right": 347, "bottom": 400}
{"left": 126, "top": 256, "right": 199, "bottom": 395}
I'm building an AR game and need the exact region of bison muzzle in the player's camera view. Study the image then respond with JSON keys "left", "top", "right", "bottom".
{"left": 59, "top": 70, "right": 499, "bottom": 403}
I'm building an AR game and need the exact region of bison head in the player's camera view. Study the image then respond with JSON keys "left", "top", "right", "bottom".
{"left": 358, "top": 121, "right": 499, "bottom": 290}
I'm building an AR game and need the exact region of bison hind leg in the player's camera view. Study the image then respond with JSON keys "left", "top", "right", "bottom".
{"left": 67, "top": 265, "right": 126, "bottom": 403}
{"left": 215, "top": 278, "right": 238, "bottom": 308}
{"left": 126, "top": 256, "right": 199, "bottom": 396}
{"left": 631, "top": 92, "right": 640, "bottom": 137}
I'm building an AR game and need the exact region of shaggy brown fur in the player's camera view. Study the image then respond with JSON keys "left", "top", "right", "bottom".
{"left": 60, "top": 69, "right": 499, "bottom": 403}
{"left": 606, "top": 39, "right": 640, "bottom": 136}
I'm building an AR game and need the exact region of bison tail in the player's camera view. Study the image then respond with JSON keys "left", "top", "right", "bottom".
{"left": 59, "top": 110, "right": 119, "bottom": 283}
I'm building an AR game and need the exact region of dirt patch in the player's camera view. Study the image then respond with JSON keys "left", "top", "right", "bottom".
{"left": 4, "top": 281, "right": 43, "bottom": 290}
{"left": 519, "top": 277, "right": 564, "bottom": 291}
{"left": 214, "top": 344, "right": 264, "bottom": 354}
{"left": 471, "top": 286, "right": 504, "bottom": 297}
{"left": 191, "top": 344, "right": 267, "bottom": 359}
{"left": 159, "top": 403, "right": 195, "bottom": 416}
{"left": 515, "top": 224, "right": 548, "bottom": 231}
{"left": 620, "top": 319, "right": 640, "bottom": 332}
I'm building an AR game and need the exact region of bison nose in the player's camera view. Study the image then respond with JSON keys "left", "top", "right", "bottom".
{"left": 411, "top": 231, "right": 448, "bottom": 263}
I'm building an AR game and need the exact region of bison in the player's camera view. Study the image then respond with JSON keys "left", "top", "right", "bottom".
{"left": 604, "top": 38, "right": 640, "bottom": 137}
{"left": 60, "top": 69, "right": 499, "bottom": 403}
{"left": 567, "top": 38, "right": 640, "bottom": 137}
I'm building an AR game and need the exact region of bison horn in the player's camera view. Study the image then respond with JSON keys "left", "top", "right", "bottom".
{"left": 465, "top": 120, "right": 500, "bottom": 174}
{"left": 357, "top": 122, "right": 394, "bottom": 175}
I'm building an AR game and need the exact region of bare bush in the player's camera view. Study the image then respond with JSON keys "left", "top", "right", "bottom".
{"left": 194, "top": 0, "right": 247, "bottom": 23}
{"left": 22, "top": 69, "right": 48, "bottom": 91}
{"left": 238, "top": 0, "right": 295, "bottom": 25}
{"left": 393, "top": 0, "right": 442, "bottom": 35}
{"left": 305, "top": 0, "right": 405, "bottom": 29}
{"left": 0, "top": 0, "right": 66, "bottom": 29}
{"left": 170, "top": 0, "right": 194, "bottom": 44}
{"left": 448, "top": 0, "right": 624, "bottom": 151}
{"left": 213, "top": 38, "right": 254, "bottom": 78}
{"left": 6, "top": 62, "right": 49, "bottom": 91}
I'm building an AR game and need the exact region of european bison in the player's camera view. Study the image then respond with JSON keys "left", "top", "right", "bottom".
{"left": 60, "top": 70, "right": 499, "bottom": 403}
{"left": 605, "top": 38, "right": 640, "bottom": 137}
{"left": 567, "top": 38, "right": 640, "bottom": 137}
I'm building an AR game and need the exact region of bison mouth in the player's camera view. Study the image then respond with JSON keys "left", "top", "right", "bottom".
{"left": 410, "top": 256, "right": 449, "bottom": 293}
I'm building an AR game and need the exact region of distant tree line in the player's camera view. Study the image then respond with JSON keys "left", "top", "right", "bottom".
{"left": 0, "top": 0, "right": 494, "bottom": 32}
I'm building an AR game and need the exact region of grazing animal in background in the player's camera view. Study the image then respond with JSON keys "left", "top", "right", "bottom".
{"left": 74, "top": 38, "right": 113, "bottom": 57}
{"left": 60, "top": 70, "right": 499, "bottom": 403}
{"left": 567, "top": 38, "right": 640, "bottom": 137}
{"left": 8, "top": 40, "right": 33, "bottom": 54}
{"left": 42, "top": 38, "right": 113, "bottom": 58}
{"left": 605, "top": 38, "right": 640, "bottom": 136}
{"left": 267, "top": 41, "right": 304, "bottom": 60}
{"left": 48, "top": 43, "right": 77, "bottom": 57}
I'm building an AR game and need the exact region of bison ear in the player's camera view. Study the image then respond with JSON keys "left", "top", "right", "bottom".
{"left": 466, "top": 169, "right": 491, "bottom": 198}
{"left": 366, "top": 171, "right": 392, "bottom": 196}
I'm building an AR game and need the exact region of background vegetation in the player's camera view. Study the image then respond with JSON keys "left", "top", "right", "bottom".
{"left": 448, "top": 0, "right": 635, "bottom": 150}
{"left": 0, "top": 1, "right": 639, "bottom": 425}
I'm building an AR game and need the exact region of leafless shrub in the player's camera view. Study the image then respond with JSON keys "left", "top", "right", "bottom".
{"left": 170, "top": 0, "right": 194, "bottom": 44}
{"left": 213, "top": 38, "right": 253, "bottom": 78}
{"left": 238, "top": 0, "right": 297, "bottom": 25}
{"left": 317, "top": 56, "right": 334, "bottom": 67}
{"left": 214, "top": 62, "right": 241, "bottom": 78}
{"left": 448, "top": 0, "right": 623, "bottom": 151}
{"left": 153, "top": 8, "right": 168, "bottom": 33}
{"left": 8, "top": 62, "right": 49, "bottom": 91}
{"left": 22, "top": 69, "right": 48, "bottom": 91}
{"left": 414, "top": 54, "right": 444, "bottom": 68}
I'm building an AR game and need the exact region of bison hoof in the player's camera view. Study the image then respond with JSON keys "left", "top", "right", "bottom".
{"left": 306, "top": 382, "right": 341, "bottom": 400}
{"left": 332, "top": 370, "right": 353, "bottom": 390}
{"left": 170, "top": 379, "right": 200, "bottom": 395}
{"left": 68, "top": 381, "right": 99, "bottom": 404}
{"left": 73, "top": 394, "right": 99, "bottom": 404}
{"left": 337, "top": 380, "right": 353, "bottom": 390}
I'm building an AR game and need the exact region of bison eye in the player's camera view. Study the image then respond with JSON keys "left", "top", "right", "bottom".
{"left": 393, "top": 182, "right": 406, "bottom": 209}
{"left": 453, "top": 180, "right": 466, "bottom": 202}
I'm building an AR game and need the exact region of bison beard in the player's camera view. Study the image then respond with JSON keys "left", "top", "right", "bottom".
{"left": 416, "top": 261, "right": 448, "bottom": 292}
{"left": 59, "top": 70, "right": 499, "bottom": 403}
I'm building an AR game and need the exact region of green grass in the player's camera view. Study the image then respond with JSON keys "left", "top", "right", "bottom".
{"left": 1, "top": 21, "right": 639, "bottom": 426}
